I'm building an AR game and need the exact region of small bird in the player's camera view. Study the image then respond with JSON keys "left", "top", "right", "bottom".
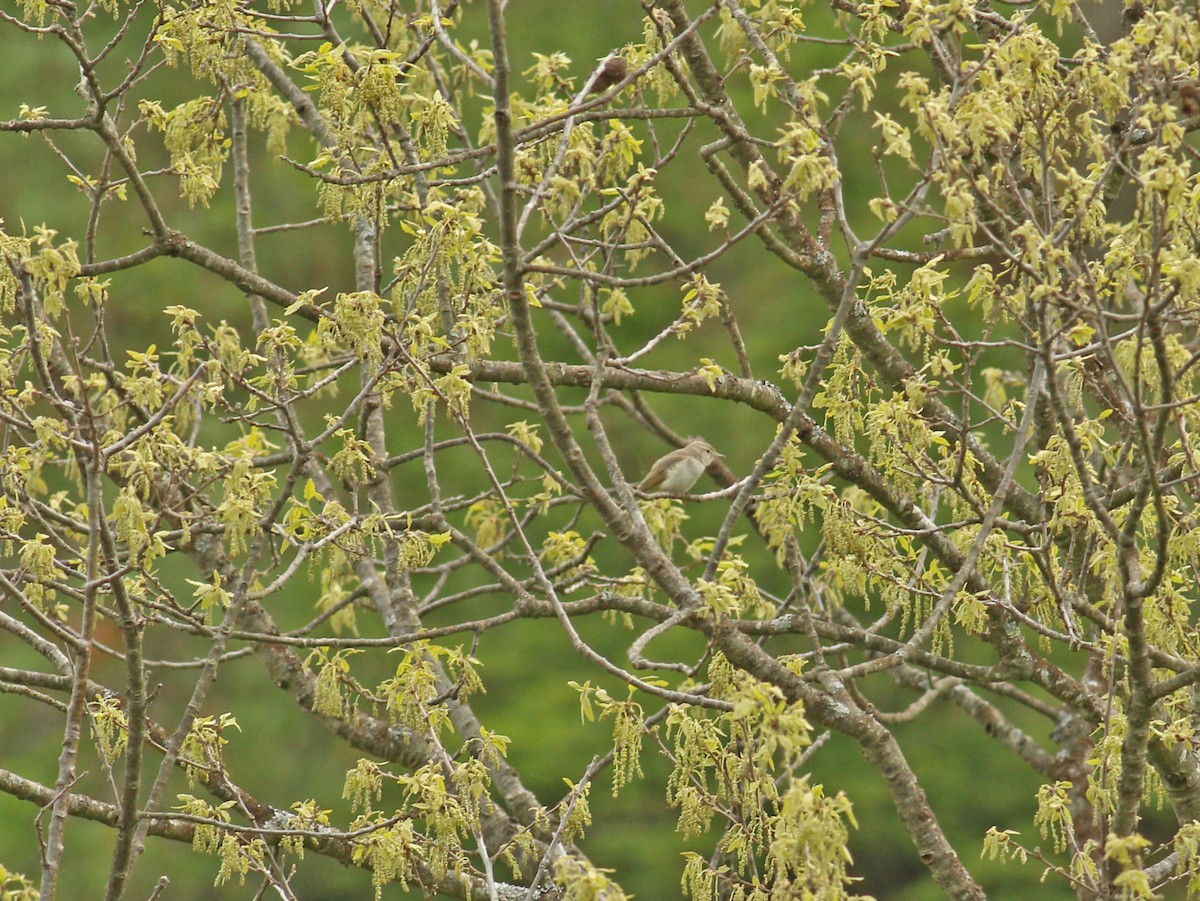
{"left": 588, "top": 56, "right": 629, "bottom": 94}
{"left": 638, "top": 440, "right": 723, "bottom": 494}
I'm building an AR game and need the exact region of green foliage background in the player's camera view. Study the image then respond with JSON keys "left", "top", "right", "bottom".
{"left": 0, "top": 0, "right": 1164, "bottom": 898}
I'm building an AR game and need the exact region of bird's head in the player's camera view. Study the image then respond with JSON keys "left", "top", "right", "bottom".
{"left": 688, "top": 440, "right": 722, "bottom": 466}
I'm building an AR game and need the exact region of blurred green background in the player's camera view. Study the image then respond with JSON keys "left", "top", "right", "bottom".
{"left": 0, "top": 0, "right": 1172, "bottom": 898}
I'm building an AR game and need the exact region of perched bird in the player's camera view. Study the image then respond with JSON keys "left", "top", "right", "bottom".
{"left": 638, "top": 440, "right": 722, "bottom": 494}
{"left": 588, "top": 55, "right": 629, "bottom": 94}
